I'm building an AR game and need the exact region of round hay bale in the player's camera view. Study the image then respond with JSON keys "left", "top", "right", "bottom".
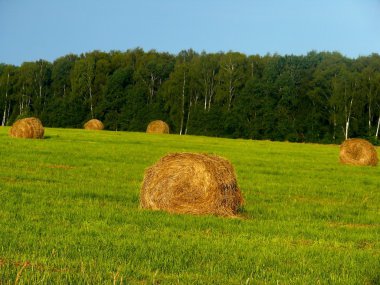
{"left": 146, "top": 120, "right": 169, "bottom": 134}
{"left": 340, "top": 138, "right": 378, "bottom": 166}
{"left": 140, "top": 153, "right": 244, "bottom": 217}
{"left": 84, "top": 119, "right": 104, "bottom": 130}
{"left": 9, "top": 117, "right": 44, "bottom": 139}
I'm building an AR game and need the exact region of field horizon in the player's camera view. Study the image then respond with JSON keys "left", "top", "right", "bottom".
{"left": 0, "top": 127, "right": 379, "bottom": 284}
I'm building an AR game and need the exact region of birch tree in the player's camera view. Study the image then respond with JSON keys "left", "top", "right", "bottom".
{"left": 136, "top": 51, "right": 175, "bottom": 104}
{"left": 217, "top": 52, "right": 247, "bottom": 111}
{"left": 161, "top": 50, "right": 196, "bottom": 135}
{"left": 183, "top": 56, "right": 203, "bottom": 134}
{"left": 356, "top": 54, "right": 380, "bottom": 138}
{"left": 356, "top": 66, "right": 379, "bottom": 137}
{"left": 71, "top": 54, "right": 96, "bottom": 118}
{"left": 192, "top": 53, "right": 219, "bottom": 111}
{"left": 331, "top": 68, "right": 361, "bottom": 140}
{"left": 16, "top": 62, "right": 39, "bottom": 116}
{"left": 374, "top": 73, "right": 380, "bottom": 140}
{"left": 1, "top": 70, "right": 10, "bottom": 126}
{"left": 34, "top": 60, "right": 52, "bottom": 114}
{"left": 86, "top": 56, "right": 95, "bottom": 118}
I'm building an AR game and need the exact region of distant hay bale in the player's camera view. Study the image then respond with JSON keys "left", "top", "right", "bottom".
{"left": 84, "top": 119, "right": 104, "bottom": 130}
{"left": 9, "top": 117, "right": 44, "bottom": 139}
{"left": 340, "top": 138, "right": 378, "bottom": 166}
{"left": 146, "top": 120, "right": 169, "bottom": 134}
{"left": 140, "top": 153, "right": 244, "bottom": 217}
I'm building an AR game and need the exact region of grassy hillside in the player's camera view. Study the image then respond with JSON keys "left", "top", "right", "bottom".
{"left": 0, "top": 127, "right": 379, "bottom": 284}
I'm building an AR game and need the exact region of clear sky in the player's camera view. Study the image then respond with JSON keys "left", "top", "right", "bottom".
{"left": 0, "top": 0, "right": 379, "bottom": 65}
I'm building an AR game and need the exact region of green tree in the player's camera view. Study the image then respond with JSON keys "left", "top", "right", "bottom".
{"left": 192, "top": 52, "right": 220, "bottom": 111}
{"left": 234, "top": 78, "right": 275, "bottom": 139}
{"left": 100, "top": 67, "right": 134, "bottom": 130}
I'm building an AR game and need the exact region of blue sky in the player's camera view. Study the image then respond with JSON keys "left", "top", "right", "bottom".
{"left": 0, "top": 0, "right": 379, "bottom": 65}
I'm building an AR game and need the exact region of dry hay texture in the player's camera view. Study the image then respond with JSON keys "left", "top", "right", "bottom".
{"left": 84, "top": 119, "right": 104, "bottom": 130}
{"left": 146, "top": 120, "right": 169, "bottom": 134}
{"left": 140, "top": 153, "right": 244, "bottom": 217}
{"left": 9, "top": 117, "right": 44, "bottom": 139}
{"left": 340, "top": 138, "right": 378, "bottom": 166}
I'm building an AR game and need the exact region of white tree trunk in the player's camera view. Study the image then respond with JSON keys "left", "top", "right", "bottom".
{"left": 228, "top": 78, "right": 233, "bottom": 111}
{"left": 194, "top": 93, "right": 199, "bottom": 107}
{"left": 85, "top": 56, "right": 95, "bottom": 119}
{"left": 149, "top": 72, "right": 156, "bottom": 104}
{"left": 344, "top": 118, "right": 349, "bottom": 140}
{"left": 376, "top": 113, "right": 380, "bottom": 139}
{"left": 204, "top": 79, "right": 208, "bottom": 110}
{"left": 179, "top": 71, "right": 186, "bottom": 135}
{"left": 208, "top": 92, "right": 212, "bottom": 111}
{"left": 89, "top": 84, "right": 94, "bottom": 119}
{"left": 208, "top": 70, "right": 215, "bottom": 111}
{"left": 368, "top": 102, "right": 372, "bottom": 135}
{"left": 368, "top": 76, "right": 372, "bottom": 135}
{"left": 1, "top": 73, "right": 9, "bottom": 126}
{"left": 19, "top": 84, "right": 25, "bottom": 115}
{"left": 344, "top": 98, "right": 353, "bottom": 140}
{"left": 223, "top": 59, "right": 235, "bottom": 111}
{"left": 38, "top": 61, "right": 45, "bottom": 99}
{"left": 184, "top": 96, "right": 192, "bottom": 135}
{"left": 1, "top": 100, "right": 7, "bottom": 126}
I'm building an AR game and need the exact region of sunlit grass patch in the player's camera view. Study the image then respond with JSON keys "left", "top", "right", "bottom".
{"left": 0, "top": 127, "right": 379, "bottom": 284}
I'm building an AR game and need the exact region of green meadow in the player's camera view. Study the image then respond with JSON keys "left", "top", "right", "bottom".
{"left": 0, "top": 127, "right": 379, "bottom": 284}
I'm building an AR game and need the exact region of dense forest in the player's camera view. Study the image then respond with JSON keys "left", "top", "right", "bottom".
{"left": 1, "top": 49, "right": 380, "bottom": 144}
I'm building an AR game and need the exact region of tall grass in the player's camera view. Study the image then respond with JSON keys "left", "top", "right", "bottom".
{"left": 0, "top": 127, "right": 379, "bottom": 284}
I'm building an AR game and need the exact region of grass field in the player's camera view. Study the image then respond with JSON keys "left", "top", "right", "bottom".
{"left": 0, "top": 127, "right": 379, "bottom": 284}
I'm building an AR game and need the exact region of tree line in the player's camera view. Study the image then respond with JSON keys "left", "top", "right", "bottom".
{"left": 1, "top": 49, "right": 380, "bottom": 144}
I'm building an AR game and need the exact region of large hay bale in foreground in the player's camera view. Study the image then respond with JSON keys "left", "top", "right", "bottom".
{"left": 340, "top": 138, "right": 378, "bottom": 166}
{"left": 146, "top": 120, "right": 169, "bottom": 134}
{"left": 9, "top": 117, "right": 44, "bottom": 139}
{"left": 84, "top": 119, "right": 104, "bottom": 130}
{"left": 140, "top": 153, "right": 244, "bottom": 217}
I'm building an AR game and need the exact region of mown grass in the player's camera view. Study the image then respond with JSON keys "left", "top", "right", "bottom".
{"left": 0, "top": 127, "right": 379, "bottom": 284}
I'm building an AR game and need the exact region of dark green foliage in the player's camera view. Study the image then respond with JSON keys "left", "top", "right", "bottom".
{"left": 1, "top": 50, "right": 380, "bottom": 142}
